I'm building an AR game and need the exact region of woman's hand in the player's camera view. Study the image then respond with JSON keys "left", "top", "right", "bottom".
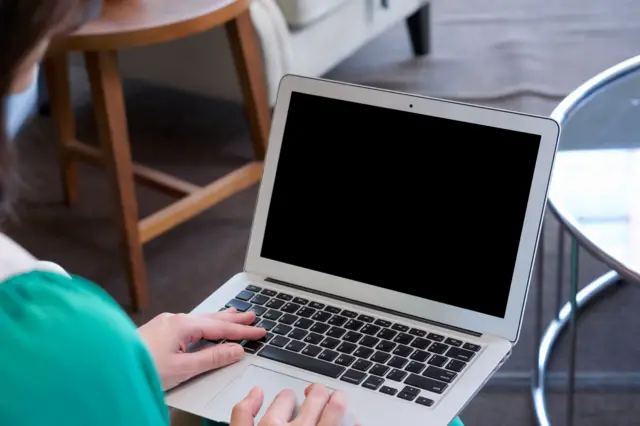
{"left": 138, "top": 309, "right": 266, "bottom": 390}
{"left": 232, "top": 384, "right": 350, "bottom": 426}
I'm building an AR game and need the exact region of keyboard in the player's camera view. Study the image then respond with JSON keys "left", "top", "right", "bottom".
{"left": 218, "top": 285, "right": 483, "bottom": 409}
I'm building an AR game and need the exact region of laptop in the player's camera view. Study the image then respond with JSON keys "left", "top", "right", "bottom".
{"left": 166, "top": 75, "right": 560, "bottom": 426}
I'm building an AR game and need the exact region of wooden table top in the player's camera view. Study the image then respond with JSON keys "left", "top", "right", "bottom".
{"left": 53, "top": 0, "right": 251, "bottom": 51}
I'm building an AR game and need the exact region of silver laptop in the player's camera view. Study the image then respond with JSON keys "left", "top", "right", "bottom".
{"left": 166, "top": 75, "right": 559, "bottom": 426}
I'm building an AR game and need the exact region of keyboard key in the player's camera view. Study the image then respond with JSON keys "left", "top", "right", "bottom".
{"left": 286, "top": 341, "right": 306, "bottom": 352}
{"left": 428, "top": 355, "right": 447, "bottom": 367}
{"left": 397, "top": 391, "right": 416, "bottom": 401}
{"left": 251, "top": 294, "right": 270, "bottom": 305}
{"left": 320, "top": 337, "right": 340, "bottom": 349}
{"left": 289, "top": 328, "right": 308, "bottom": 340}
{"left": 370, "top": 364, "right": 390, "bottom": 377}
{"left": 335, "top": 354, "right": 356, "bottom": 367}
{"left": 258, "top": 320, "right": 276, "bottom": 331}
{"left": 246, "top": 285, "right": 262, "bottom": 292}
{"left": 427, "top": 333, "right": 444, "bottom": 342}
{"left": 411, "top": 338, "right": 431, "bottom": 350}
{"left": 354, "top": 347, "right": 374, "bottom": 359}
{"left": 293, "top": 297, "right": 309, "bottom": 305}
{"left": 409, "top": 328, "right": 426, "bottom": 337}
{"left": 362, "top": 376, "right": 384, "bottom": 390}
{"left": 410, "top": 350, "right": 430, "bottom": 362}
{"left": 388, "top": 356, "right": 407, "bottom": 368}
{"left": 304, "top": 333, "right": 324, "bottom": 345}
{"left": 446, "top": 359, "right": 467, "bottom": 372}
{"left": 325, "top": 306, "right": 341, "bottom": 314}
{"left": 405, "top": 374, "right": 448, "bottom": 394}
{"left": 266, "top": 299, "right": 285, "bottom": 309}
{"left": 226, "top": 299, "right": 251, "bottom": 312}
{"left": 393, "top": 333, "right": 414, "bottom": 345}
{"left": 358, "top": 314, "right": 375, "bottom": 323}
{"left": 344, "top": 320, "right": 364, "bottom": 331}
{"left": 271, "top": 336, "right": 290, "bottom": 347}
{"left": 376, "top": 341, "right": 396, "bottom": 352}
{"left": 279, "top": 314, "right": 298, "bottom": 325}
{"left": 445, "top": 338, "right": 463, "bottom": 347}
{"left": 273, "top": 324, "right": 293, "bottom": 335}
{"left": 309, "top": 302, "right": 325, "bottom": 310}
{"left": 327, "top": 327, "right": 347, "bottom": 339}
{"left": 393, "top": 345, "right": 413, "bottom": 357}
{"left": 378, "top": 329, "right": 397, "bottom": 340}
{"left": 416, "top": 396, "right": 434, "bottom": 407}
{"left": 360, "top": 336, "right": 380, "bottom": 348}
{"left": 341, "top": 310, "right": 358, "bottom": 318}
{"left": 244, "top": 341, "right": 263, "bottom": 354}
{"left": 261, "top": 289, "right": 277, "bottom": 296}
{"left": 259, "top": 346, "right": 345, "bottom": 379}
{"left": 310, "top": 323, "right": 330, "bottom": 334}
{"left": 302, "top": 345, "right": 323, "bottom": 357}
{"left": 380, "top": 386, "right": 397, "bottom": 395}
{"left": 361, "top": 324, "right": 381, "bottom": 336}
{"left": 343, "top": 331, "right": 363, "bottom": 343}
{"left": 402, "top": 385, "right": 420, "bottom": 396}
{"left": 264, "top": 310, "right": 283, "bottom": 321}
{"left": 252, "top": 317, "right": 261, "bottom": 326}
{"left": 236, "top": 290, "right": 255, "bottom": 301}
{"left": 446, "top": 347, "right": 475, "bottom": 362}
{"left": 463, "top": 343, "right": 481, "bottom": 352}
{"left": 406, "top": 361, "right": 426, "bottom": 374}
{"left": 277, "top": 293, "right": 293, "bottom": 301}
{"left": 353, "top": 359, "right": 373, "bottom": 372}
{"left": 423, "top": 366, "right": 457, "bottom": 383}
{"left": 336, "top": 342, "right": 357, "bottom": 354}
{"left": 374, "top": 319, "right": 392, "bottom": 327}
{"left": 312, "top": 312, "right": 332, "bottom": 322}
{"left": 297, "top": 307, "right": 316, "bottom": 318}
{"left": 282, "top": 303, "right": 301, "bottom": 314}
{"left": 340, "top": 369, "right": 367, "bottom": 385}
{"left": 294, "top": 318, "right": 314, "bottom": 329}
{"left": 294, "top": 318, "right": 314, "bottom": 330}
{"left": 371, "top": 351, "right": 391, "bottom": 363}
{"left": 328, "top": 316, "right": 348, "bottom": 327}
{"left": 250, "top": 305, "right": 268, "bottom": 316}
{"left": 428, "top": 342, "right": 448, "bottom": 355}
{"left": 258, "top": 333, "right": 274, "bottom": 343}
{"left": 388, "top": 369, "right": 408, "bottom": 382}
{"left": 319, "top": 350, "right": 339, "bottom": 362}
{"left": 392, "top": 324, "right": 409, "bottom": 332}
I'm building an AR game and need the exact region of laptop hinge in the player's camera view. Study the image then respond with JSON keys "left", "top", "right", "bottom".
{"left": 265, "top": 277, "right": 482, "bottom": 338}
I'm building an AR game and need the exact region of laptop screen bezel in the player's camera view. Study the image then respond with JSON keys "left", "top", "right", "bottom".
{"left": 245, "top": 75, "right": 559, "bottom": 343}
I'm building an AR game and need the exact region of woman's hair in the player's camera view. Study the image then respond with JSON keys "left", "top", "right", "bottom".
{"left": 0, "top": 0, "right": 102, "bottom": 215}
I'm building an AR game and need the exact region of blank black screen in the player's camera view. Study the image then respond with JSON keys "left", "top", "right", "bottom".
{"left": 261, "top": 92, "right": 541, "bottom": 318}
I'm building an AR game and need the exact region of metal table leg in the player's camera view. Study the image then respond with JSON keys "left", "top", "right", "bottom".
{"left": 532, "top": 267, "right": 620, "bottom": 426}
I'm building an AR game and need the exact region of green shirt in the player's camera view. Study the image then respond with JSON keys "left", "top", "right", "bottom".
{"left": 0, "top": 271, "right": 169, "bottom": 426}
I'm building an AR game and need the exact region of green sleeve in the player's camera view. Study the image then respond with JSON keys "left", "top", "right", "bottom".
{"left": 0, "top": 271, "right": 169, "bottom": 426}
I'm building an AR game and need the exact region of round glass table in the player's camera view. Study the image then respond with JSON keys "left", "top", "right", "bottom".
{"left": 531, "top": 56, "right": 640, "bottom": 426}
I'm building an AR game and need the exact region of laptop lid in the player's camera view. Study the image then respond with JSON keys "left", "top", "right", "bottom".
{"left": 245, "top": 75, "right": 559, "bottom": 342}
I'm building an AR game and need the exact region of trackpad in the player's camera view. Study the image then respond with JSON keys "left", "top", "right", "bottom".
{"left": 206, "top": 365, "right": 352, "bottom": 424}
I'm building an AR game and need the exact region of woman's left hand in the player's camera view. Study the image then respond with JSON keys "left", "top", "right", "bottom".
{"left": 139, "top": 309, "right": 266, "bottom": 391}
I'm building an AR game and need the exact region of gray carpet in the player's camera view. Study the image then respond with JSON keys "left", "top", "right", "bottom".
{"left": 8, "top": 0, "right": 640, "bottom": 424}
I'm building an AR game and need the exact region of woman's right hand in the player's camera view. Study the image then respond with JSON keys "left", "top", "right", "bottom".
{"left": 231, "top": 384, "right": 350, "bottom": 426}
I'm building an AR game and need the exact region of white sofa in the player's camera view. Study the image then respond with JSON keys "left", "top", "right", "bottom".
{"left": 115, "top": 0, "right": 430, "bottom": 105}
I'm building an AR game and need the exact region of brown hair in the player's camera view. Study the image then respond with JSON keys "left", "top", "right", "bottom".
{"left": 0, "top": 0, "right": 102, "bottom": 215}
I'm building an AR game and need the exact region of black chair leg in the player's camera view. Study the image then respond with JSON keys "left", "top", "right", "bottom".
{"left": 406, "top": 3, "right": 431, "bottom": 57}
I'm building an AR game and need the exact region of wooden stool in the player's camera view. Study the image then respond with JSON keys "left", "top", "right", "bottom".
{"left": 45, "top": 0, "right": 270, "bottom": 311}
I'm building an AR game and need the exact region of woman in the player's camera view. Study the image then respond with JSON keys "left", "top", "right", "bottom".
{"left": 0, "top": 1, "right": 350, "bottom": 425}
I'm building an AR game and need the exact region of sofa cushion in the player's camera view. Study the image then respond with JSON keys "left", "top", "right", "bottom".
{"left": 276, "top": 0, "right": 348, "bottom": 28}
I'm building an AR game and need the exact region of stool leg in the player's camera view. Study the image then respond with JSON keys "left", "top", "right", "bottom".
{"left": 44, "top": 54, "right": 78, "bottom": 206}
{"left": 226, "top": 10, "right": 271, "bottom": 160}
{"left": 84, "top": 50, "right": 148, "bottom": 311}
